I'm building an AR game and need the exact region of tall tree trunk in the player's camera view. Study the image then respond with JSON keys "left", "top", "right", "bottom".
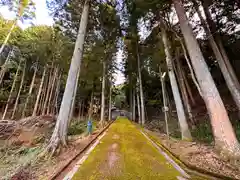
{"left": 100, "top": 61, "right": 106, "bottom": 126}
{"left": 136, "top": 86, "right": 141, "bottom": 124}
{"left": 132, "top": 88, "right": 136, "bottom": 121}
{"left": 32, "top": 66, "right": 47, "bottom": 116}
{"left": 159, "top": 66, "right": 169, "bottom": 137}
{"left": 0, "top": 22, "right": 16, "bottom": 55}
{"left": 11, "top": 60, "right": 26, "bottom": 119}
{"left": 47, "top": 0, "right": 90, "bottom": 152}
{"left": 201, "top": 0, "right": 240, "bottom": 88}
{"left": 136, "top": 45, "right": 146, "bottom": 125}
{"left": 175, "top": 51, "right": 195, "bottom": 127}
{"left": 0, "top": 49, "right": 13, "bottom": 85}
{"left": 173, "top": 0, "right": 240, "bottom": 156}
{"left": 42, "top": 66, "right": 54, "bottom": 115}
{"left": 108, "top": 85, "right": 112, "bottom": 121}
{"left": 47, "top": 67, "right": 58, "bottom": 114}
{"left": 193, "top": 0, "right": 240, "bottom": 112}
{"left": 22, "top": 66, "right": 37, "bottom": 118}
{"left": 2, "top": 61, "right": 21, "bottom": 120}
{"left": 160, "top": 23, "right": 192, "bottom": 140}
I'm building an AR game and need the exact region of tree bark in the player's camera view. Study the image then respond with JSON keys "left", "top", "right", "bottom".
{"left": 173, "top": 0, "right": 240, "bottom": 156}
{"left": 2, "top": 61, "right": 21, "bottom": 120}
{"left": 11, "top": 60, "right": 26, "bottom": 119}
{"left": 100, "top": 61, "right": 106, "bottom": 126}
{"left": 69, "top": 69, "right": 80, "bottom": 122}
{"left": 193, "top": 0, "right": 240, "bottom": 112}
{"left": 160, "top": 23, "right": 192, "bottom": 140}
{"left": 47, "top": 0, "right": 90, "bottom": 152}
{"left": 32, "top": 66, "right": 47, "bottom": 116}
{"left": 22, "top": 65, "right": 37, "bottom": 118}
{"left": 136, "top": 45, "right": 146, "bottom": 125}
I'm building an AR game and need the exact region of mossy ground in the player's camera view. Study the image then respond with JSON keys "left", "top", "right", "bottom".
{"left": 72, "top": 117, "right": 183, "bottom": 180}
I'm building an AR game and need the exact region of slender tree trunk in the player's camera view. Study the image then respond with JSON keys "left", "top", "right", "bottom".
{"left": 52, "top": 73, "right": 61, "bottom": 115}
{"left": 132, "top": 88, "right": 136, "bottom": 121}
{"left": 181, "top": 67, "right": 196, "bottom": 106}
{"left": 2, "top": 61, "right": 21, "bottom": 120}
{"left": 159, "top": 66, "right": 169, "bottom": 137}
{"left": 136, "top": 45, "right": 146, "bottom": 125}
{"left": 39, "top": 74, "right": 48, "bottom": 115}
{"left": 32, "top": 66, "right": 47, "bottom": 116}
{"left": 100, "top": 61, "right": 106, "bottom": 126}
{"left": 42, "top": 66, "right": 54, "bottom": 115}
{"left": 47, "top": 67, "right": 58, "bottom": 114}
{"left": 47, "top": 0, "right": 90, "bottom": 152}
{"left": 108, "top": 85, "right": 112, "bottom": 121}
{"left": 173, "top": 0, "right": 240, "bottom": 156}
{"left": 160, "top": 23, "right": 192, "bottom": 140}
{"left": 22, "top": 66, "right": 37, "bottom": 118}
{"left": 175, "top": 51, "right": 195, "bottom": 127}
{"left": 193, "top": 0, "right": 240, "bottom": 112}
{"left": 0, "top": 49, "right": 13, "bottom": 85}
{"left": 136, "top": 83, "right": 141, "bottom": 124}
{"left": 88, "top": 91, "right": 94, "bottom": 119}
{"left": 11, "top": 61, "right": 26, "bottom": 119}
{"left": 0, "top": 22, "right": 16, "bottom": 55}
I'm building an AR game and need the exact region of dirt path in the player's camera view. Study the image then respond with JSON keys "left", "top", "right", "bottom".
{"left": 67, "top": 118, "right": 198, "bottom": 180}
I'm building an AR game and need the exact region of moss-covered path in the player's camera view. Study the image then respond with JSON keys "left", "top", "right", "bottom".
{"left": 70, "top": 118, "right": 189, "bottom": 180}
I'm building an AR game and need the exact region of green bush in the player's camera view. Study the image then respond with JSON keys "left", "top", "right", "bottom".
{"left": 68, "top": 121, "right": 86, "bottom": 136}
{"left": 191, "top": 122, "right": 213, "bottom": 144}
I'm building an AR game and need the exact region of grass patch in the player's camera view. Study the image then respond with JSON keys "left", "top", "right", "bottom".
{"left": 72, "top": 118, "right": 182, "bottom": 180}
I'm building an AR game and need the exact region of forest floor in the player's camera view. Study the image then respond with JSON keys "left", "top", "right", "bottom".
{"left": 69, "top": 117, "right": 205, "bottom": 180}
{"left": 0, "top": 115, "right": 101, "bottom": 180}
{"left": 145, "top": 119, "right": 240, "bottom": 180}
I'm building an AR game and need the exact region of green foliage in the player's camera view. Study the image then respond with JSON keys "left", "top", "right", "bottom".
{"left": 191, "top": 123, "right": 213, "bottom": 144}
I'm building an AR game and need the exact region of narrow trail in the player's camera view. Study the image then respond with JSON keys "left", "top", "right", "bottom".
{"left": 64, "top": 118, "right": 205, "bottom": 180}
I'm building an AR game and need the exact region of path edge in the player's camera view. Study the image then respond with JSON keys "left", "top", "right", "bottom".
{"left": 50, "top": 121, "right": 114, "bottom": 180}
{"left": 141, "top": 127, "right": 239, "bottom": 180}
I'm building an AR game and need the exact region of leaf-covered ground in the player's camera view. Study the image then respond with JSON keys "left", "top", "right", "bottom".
{"left": 72, "top": 118, "right": 191, "bottom": 180}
